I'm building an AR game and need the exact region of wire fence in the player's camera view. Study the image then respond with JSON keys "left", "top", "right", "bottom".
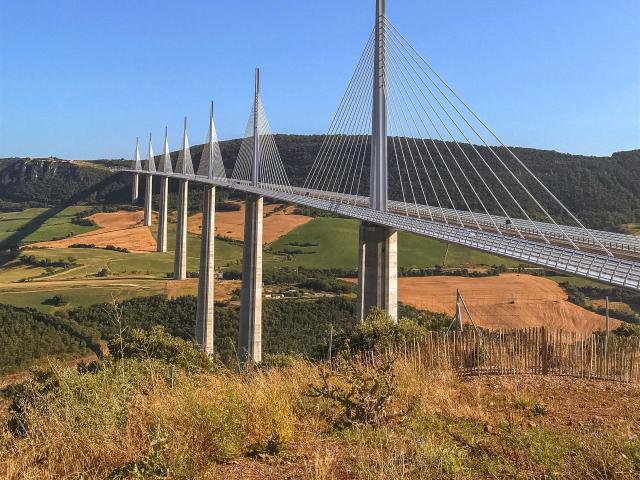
{"left": 359, "top": 327, "right": 640, "bottom": 383}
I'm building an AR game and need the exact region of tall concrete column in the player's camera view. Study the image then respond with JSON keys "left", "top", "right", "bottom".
{"left": 143, "top": 174, "right": 153, "bottom": 227}
{"left": 173, "top": 179, "right": 188, "bottom": 280}
{"left": 195, "top": 185, "right": 215, "bottom": 354}
{"left": 131, "top": 173, "right": 139, "bottom": 203}
{"left": 356, "top": 222, "right": 397, "bottom": 322}
{"left": 238, "top": 194, "right": 263, "bottom": 364}
{"left": 157, "top": 177, "right": 169, "bottom": 252}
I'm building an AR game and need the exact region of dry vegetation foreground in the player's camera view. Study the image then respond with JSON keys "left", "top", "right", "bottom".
{"left": 396, "top": 274, "right": 618, "bottom": 334}
{"left": 1, "top": 357, "right": 639, "bottom": 479}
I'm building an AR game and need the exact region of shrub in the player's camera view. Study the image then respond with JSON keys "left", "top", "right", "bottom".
{"left": 612, "top": 323, "right": 640, "bottom": 337}
{"left": 346, "top": 308, "right": 427, "bottom": 353}
{"left": 306, "top": 350, "right": 410, "bottom": 428}
{"left": 97, "top": 267, "right": 109, "bottom": 277}
{"left": 113, "top": 325, "right": 214, "bottom": 373}
{"left": 44, "top": 294, "right": 69, "bottom": 306}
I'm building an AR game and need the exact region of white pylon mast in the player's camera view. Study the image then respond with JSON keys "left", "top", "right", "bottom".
{"left": 252, "top": 68, "right": 260, "bottom": 187}
{"left": 370, "top": 0, "right": 387, "bottom": 211}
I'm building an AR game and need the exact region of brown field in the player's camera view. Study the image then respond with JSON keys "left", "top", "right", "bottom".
{"left": 34, "top": 211, "right": 157, "bottom": 252}
{"left": 188, "top": 202, "right": 311, "bottom": 244}
{"left": 395, "top": 274, "right": 619, "bottom": 333}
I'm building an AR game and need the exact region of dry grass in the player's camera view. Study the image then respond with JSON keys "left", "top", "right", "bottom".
{"left": 395, "top": 274, "right": 618, "bottom": 334}
{"left": 1, "top": 357, "right": 639, "bottom": 479}
{"left": 188, "top": 202, "right": 312, "bottom": 244}
{"left": 33, "top": 210, "right": 157, "bottom": 252}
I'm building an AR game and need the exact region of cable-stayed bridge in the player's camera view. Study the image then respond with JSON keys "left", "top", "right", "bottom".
{"left": 120, "top": 0, "right": 640, "bottom": 361}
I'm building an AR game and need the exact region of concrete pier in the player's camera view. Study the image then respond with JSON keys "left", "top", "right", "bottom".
{"left": 174, "top": 179, "right": 188, "bottom": 280}
{"left": 143, "top": 175, "right": 153, "bottom": 227}
{"left": 195, "top": 185, "right": 215, "bottom": 354}
{"left": 238, "top": 194, "right": 263, "bottom": 364}
{"left": 131, "top": 173, "right": 139, "bottom": 203}
{"left": 157, "top": 177, "right": 169, "bottom": 252}
{"left": 356, "top": 221, "right": 398, "bottom": 322}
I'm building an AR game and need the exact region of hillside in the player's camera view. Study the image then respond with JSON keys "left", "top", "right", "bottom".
{"left": 2, "top": 140, "right": 640, "bottom": 231}
{"left": 1, "top": 329, "right": 639, "bottom": 479}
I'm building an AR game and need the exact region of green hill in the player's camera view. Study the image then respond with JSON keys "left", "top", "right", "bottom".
{"left": 2, "top": 140, "right": 640, "bottom": 231}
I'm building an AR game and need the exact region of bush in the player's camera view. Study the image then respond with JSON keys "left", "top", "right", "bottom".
{"left": 345, "top": 308, "right": 428, "bottom": 353}
{"left": 97, "top": 267, "right": 109, "bottom": 277}
{"left": 113, "top": 325, "right": 214, "bottom": 373}
{"left": 612, "top": 323, "right": 640, "bottom": 337}
{"left": 306, "top": 350, "right": 410, "bottom": 428}
{"left": 44, "top": 294, "right": 69, "bottom": 307}
{"left": 105, "top": 245, "right": 129, "bottom": 253}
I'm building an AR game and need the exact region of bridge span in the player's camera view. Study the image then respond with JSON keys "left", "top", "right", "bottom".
{"left": 118, "top": 0, "right": 640, "bottom": 362}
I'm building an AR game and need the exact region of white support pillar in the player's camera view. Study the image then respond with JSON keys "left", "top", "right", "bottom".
{"left": 174, "top": 179, "right": 188, "bottom": 280}
{"left": 131, "top": 173, "right": 139, "bottom": 203}
{"left": 143, "top": 174, "right": 153, "bottom": 227}
{"left": 157, "top": 177, "right": 169, "bottom": 252}
{"left": 356, "top": 222, "right": 398, "bottom": 322}
{"left": 195, "top": 185, "right": 215, "bottom": 354}
{"left": 238, "top": 194, "right": 263, "bottom": 364}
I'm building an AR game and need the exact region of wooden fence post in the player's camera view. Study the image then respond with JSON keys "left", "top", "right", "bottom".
{"left": 541, "top": 326, "right": 549, "bottom": 375}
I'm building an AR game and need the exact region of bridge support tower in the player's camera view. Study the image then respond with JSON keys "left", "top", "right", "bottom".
{"left": 239, "top": 68, "right": 263, "bottom": 364}
{"left": 174, "top": 179, "right": 188, "bottom": 280}
{"left": 195, "top": 185, "right": 216, "bottom": 354}
{"left": 143, "top": 174, "right": 153, "bottom": 227}
{"left": 239, "top": 193, "right": 263, "bottom": 364}
{"left": 157, "top": 177, "right": 169, "bottom": 252}
{"left": 356, "top": 222, "right": 397, "bottom": 321}
{"left": 356, "top": 0, "right": 398, "bottom": 322}
{"left": 131, "top": 173, "right": 139, "bottom": 203}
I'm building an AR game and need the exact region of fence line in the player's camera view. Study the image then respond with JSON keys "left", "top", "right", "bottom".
{"left": 363, "top": 327, "right": 640, "bottom": 383}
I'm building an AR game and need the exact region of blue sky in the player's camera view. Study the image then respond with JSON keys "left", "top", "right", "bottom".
{"left": 0, "top": 0, "right": 638, "bottom": 159}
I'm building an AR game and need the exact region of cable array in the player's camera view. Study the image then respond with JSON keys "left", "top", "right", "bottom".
{"left": 175, "top": 118, "right": 195, "bottom": 176}
{"left": 131, "top": 138, "right": 142, "bottom": 171}
{"left": 157, "top": 127, "right": 173, "bottom": 174}
{"left": 302, "top": 16, "right": 611, "bottom": 257}
{"left": 231, "top": 97, "right": 292, "bottom": 193}
{"left": 303, "top": 30, "right": 374, "bottom": 203}
{"left": 145, "top": 133, "right": 156, "bottom": 172}
{"left": 197, "top": 104, "right": 227, "bottom": 180}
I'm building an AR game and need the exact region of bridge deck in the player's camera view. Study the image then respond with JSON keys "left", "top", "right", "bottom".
{"left": 121, "top": 169, "right": 640, "bottom": 291}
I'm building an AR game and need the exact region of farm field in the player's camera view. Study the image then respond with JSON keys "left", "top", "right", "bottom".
{"left": 394, "top": 274, "right": 618, "bottom": 334}
{"left": 33, "top": 210, "right": 156, "bottom": 251}
{"left": 0, "top": 206, "right": 97, "bottom": 247}
{"left": 0, "top": 278, "right": 240, "bottom": 314}
{"left": 0, "top": 207, "right": 611, "bottom": 318}
{"left": 188, "top": 201, "right": 312, "bottom": 243}
{"left": 271, "top": 217, "right": 521, "bottom": 270}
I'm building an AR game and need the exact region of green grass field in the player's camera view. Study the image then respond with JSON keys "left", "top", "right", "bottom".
{"left": 270, "top": 217, "right": 520, "bottom": 270}
{"left": 0, "top": 281, "right": 170, "bottom": 314}
{"left": 0, "top": 206, "right": 98, "bottom": 246}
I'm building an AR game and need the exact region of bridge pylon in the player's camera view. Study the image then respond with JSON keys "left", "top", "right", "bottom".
{"left": 357, "top": 0, "right": 398, "bottom": 322}
{"left": 174, "top": 119, "right": 191, "bottom": 280}
{"left": 239, "top": 68, "right": 264, "bottom": 364}
{"left": 143, "top": 133, "right": 155, "bottom": 227}
{"left": 131, "top": 137, "right": 141, "bottom": 203}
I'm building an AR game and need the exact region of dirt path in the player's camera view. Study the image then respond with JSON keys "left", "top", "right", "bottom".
{"left": 396, "top": 274, "right": 619, "bottom": 334}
